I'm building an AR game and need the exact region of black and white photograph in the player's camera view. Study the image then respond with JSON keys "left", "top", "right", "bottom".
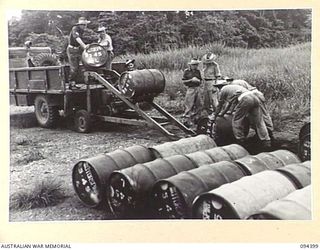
{"left": 7, "top": 9, "right": 311, "bottom": 223}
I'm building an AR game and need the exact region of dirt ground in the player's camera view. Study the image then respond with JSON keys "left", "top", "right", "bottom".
{"left": 9, "top": 106, "right": 307, "bottom": 221}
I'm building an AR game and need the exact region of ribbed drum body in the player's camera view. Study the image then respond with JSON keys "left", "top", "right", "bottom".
{"left": 150, "top": 135, "right": 217, "bottom": 159}
{"left": 150, "top": 161, "right": 246, "bottom": 219}
{"left": 276, "top": 161, "right": 311, "bottom": 189}
{"left": 107, "top": 155, "right": 195, "bottom": 218}
{"left": 118, "top": 69, "right": 165, "bottom": 98}
{"left": 192, "top": 170, "right": 297, "bottom": 219}
{"left": 213, "top": 114, "right": 250, "bottom": 146}
{"left": 72, "top": 145, "right": 154, "bottom": 207}
{"left": 234, "top": 150, "right": 301, "bottom": 175}
{"left": 148, "top": 144, "right": 249, "bottom": 219}
{"left": 248, "top": 185, "right": 311, "bottom": 220}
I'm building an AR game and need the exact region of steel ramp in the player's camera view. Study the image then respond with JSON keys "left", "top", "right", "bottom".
{"left": 84, "top": 71, "right": 196, "bottom": 139}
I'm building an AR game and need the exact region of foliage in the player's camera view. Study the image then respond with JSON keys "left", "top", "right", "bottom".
{"left": 8, "top": 9, "right": 311, "bottom": 54}
{"left": 147, "top": 42, "right": 311, "bottom": 127}
{"left": 10, "top": 179, "right": 67, "bottom": 210}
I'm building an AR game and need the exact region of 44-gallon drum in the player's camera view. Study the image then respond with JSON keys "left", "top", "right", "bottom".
{"left": 201, "top": 114, "right": 250, "bottom": 146}
{"left": 192, "top": 170, "right": 298, "bottom": 219}
{"left": 72, "top": 145, "right": 154, "bottom": 208}
{"left": 118, "top": 69, "right": 165, "bottom": 99}
{"left": 82, "top": 43, "right": 108, "bottom": 67}
{"left": 298, "top": 122, "right": 311, "bottom": 161}
{"left": 248, "top": 185, "right": 311, "bottom": 220}
{"left": 150, "top": 135, "right": 216, "bottom": 158}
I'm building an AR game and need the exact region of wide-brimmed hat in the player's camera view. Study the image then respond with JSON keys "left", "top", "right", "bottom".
{"left": 97, "top": 26, "right": 106, "bottom": 32}
{"left": 76, "top": 17, "right": 91, "bottom": 25}
{"left": 202, "top": 53, "right": 217, "bottom": 63}
{"left": 125, "top": 59, "right": 135, "bottom": 65}
{"left": 213, "top": 79, "right": 229, "bottom": 87}
{"left": 188, "top": 58, "right": 201, "bottom": 65}
{"left": 24, "top": 40, "right": 32, "bottom": 47}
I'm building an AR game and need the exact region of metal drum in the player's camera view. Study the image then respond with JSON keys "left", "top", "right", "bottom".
{"left": 150, "top": 135, "right": 217, "bottom": 158}
{"left": 248, "top": 185, "right": 311, "bottom": 220}
{"left": 72, "top": 145, "right": 154, "bottom": 208}
{"left": 118, "top": 69, "right": 165, "bottom": 99}
{"left": 212, "top": 114, "right": 250, "bottom": 146}
{"left": 219, "top": 144, "right": 249, "bottom": 160}
{"left": 82, "top": 43, "right": 108, "bottom": 67}
{"left": 192, "top": 170, "right": 297, "bottom": 219}
{"left": 298, "top": 122, "right": 311, "bottom": 161}
{"left": 276, "top": 161, "right": 311, "bottom": 189}
{"left": 107, "top": 155, "right": 195, "bottom": 218}
{"left": 234, "top": 150, "right": 300, "bottom": 175}
{"left": 149, "top": 161, "right": 246, "bottom": 219}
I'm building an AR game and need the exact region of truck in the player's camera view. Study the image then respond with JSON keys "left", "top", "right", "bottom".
{"left": 9, "top": 43, "right": 195, "bottom": 139}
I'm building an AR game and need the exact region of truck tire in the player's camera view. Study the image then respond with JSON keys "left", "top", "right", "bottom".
{"left": 33, "top": 53, "right": 59, "bottom": 66}
{"left": 74, "top": 109, "right": 91, "bottom": 133}
{"left": 34, "top": 95, "right": 59, "bottom": 128}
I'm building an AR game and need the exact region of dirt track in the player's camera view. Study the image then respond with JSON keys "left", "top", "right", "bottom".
{"left": 9, "top": 107, "right": 306, "bottom": 221}
{"left": 9, "top": 112, "right": 171, "bottom": 221}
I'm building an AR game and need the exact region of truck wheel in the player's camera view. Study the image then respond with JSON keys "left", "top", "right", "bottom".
{"left": 74, "top": 109, "right": 91, "bottom": 133}
{"left": 33, "top": 53, "right": 59, "bottom": 66}
{"left": 34, "top": 95, "right": 59, "bottom": 128}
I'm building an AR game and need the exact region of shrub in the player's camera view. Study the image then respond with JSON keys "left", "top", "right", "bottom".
{"left": 10, "top": 179, "right": 67, "bottom": 210}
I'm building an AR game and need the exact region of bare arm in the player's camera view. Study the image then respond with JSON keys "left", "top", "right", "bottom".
{"left": 76, "top": 37, "right": 87, "bottom": 49}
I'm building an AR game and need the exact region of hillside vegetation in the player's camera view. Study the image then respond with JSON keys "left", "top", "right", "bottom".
{"left": 123, "top": 42, "right": 311, "bottom": 130}
{"left": 9, "top": 10, "right": 311, "bottom": 54}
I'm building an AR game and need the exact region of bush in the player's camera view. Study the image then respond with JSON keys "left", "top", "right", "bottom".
{"left": 10, "top": 179, "right": 67, "bottom": 210}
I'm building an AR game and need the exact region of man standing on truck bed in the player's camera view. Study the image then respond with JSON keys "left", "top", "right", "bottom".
{"left": 67, "top": 17, "right": 90, "bottom": 89}
{"left": 97, "top": 26, "right": 114, "bottom": 70}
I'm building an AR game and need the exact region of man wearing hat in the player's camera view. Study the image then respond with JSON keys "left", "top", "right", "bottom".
{"left": 67, "top": 17, "right": 90, "bottom": 88}
{"left": 182, "top": 58, "right": 203, "bottom": 127}
{"left": 125, "top": 59, "right": 135, "bottom": 71}
{"left": 97, "top": 26, "right": 114, "bottom": 70}
{"left": 202, "top": 52, "right": 222, "bottom": 113}
{"left": 214, "top": 83, "right": 271, "bottom": 147}
{"left": 24, "top": 40, "right": 34, "bottom": 67}
{"left": 224, "top": 78, "right": 274, "bottom": 138}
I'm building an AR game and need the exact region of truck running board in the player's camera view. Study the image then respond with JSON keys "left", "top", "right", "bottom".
{"left": 84, "top": 71, "right": 196, "bottom": 139}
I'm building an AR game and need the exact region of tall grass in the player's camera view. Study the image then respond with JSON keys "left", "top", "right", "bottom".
{"left": 117, "top": 42, "right": 311, "bottom": 127}
{"left": 10, "top": 179, "right": 67, "bottom": 210}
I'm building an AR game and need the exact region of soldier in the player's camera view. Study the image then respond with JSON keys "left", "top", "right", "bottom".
{"left": 182, "top": 58, "right": 203, "bottom": 127}
{"left": 125, "top": 59, "right": 135, "bottom": 71}
{"left": 67, "top": 17, "right": 90, "bottom": 89}
{"left": 97, "top": 26, "right": 114, "bottom": 70}
{"left": 224, "top": 78, "right": 274, "bottom": 139}
{"left": 24, "top": 40, "right": 34, "bottom": 67}
{"left": 202, "top": 52, "right": 222, "bottom": 113}
{"left": 214, "top": 83, "right": 271, "bottom": 147}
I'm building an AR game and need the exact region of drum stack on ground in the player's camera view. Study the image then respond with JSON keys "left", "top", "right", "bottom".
{"left": 71, "top": 134, "right": 312, "bottom": 220}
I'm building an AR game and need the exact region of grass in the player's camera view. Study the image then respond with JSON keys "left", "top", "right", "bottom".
{"left": 118, "top": 42, "right": 311, "bottom": 129}
{"left": 10, "top": 179, "right": 67, "bottom": 210}
{"left": 16, "top": 150, "right": 45, "bottom": 165}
